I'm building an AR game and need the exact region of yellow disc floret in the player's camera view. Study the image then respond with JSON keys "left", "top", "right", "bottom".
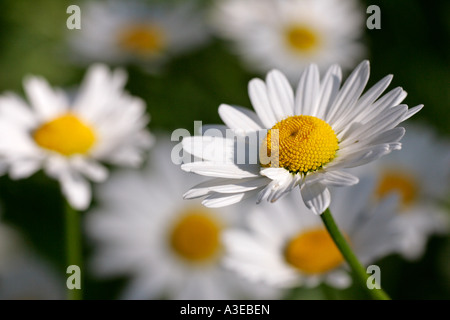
{"left": 284, "top": 228, "right": 346, "bottom": 274}
{"left": 286, "top": 25, "right": 319, "bottom": 53}
{"left": 260, "top": 115, "right": 338, "bottom": 174}
{"left": 170, "top": 209, "right": 222, "bottom": 263}
{"left": 117, "top": 24, "right": 166, "bottom": 56}
{"left": 33, "top": 113, "right": 96, "bottom": 156}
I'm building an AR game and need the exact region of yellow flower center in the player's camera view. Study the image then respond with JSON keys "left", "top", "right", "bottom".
{"left": 284, "top": 228, "right": 346, "bottom": 274}
{"left": 169, "top": 209, "right": 222, "bottom": 263}
{"left": 260, "top": 115, "right": 338, "bottom": 173}
{"left": 285, "top": 25, "right": 319, "bottom": 53}
{"left": 375, "top": 170, "right": 418, "bottom": 209}
{"left": 33, "top": 113, "right": 96, "bottom": 156}
{"left": 117, "top": 24, "right": 166, "bottom": 56}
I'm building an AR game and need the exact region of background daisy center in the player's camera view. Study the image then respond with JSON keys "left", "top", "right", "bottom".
{"left": 284, "top": 228, "right": 346, "bottom": 274}
{"left": 33, "top": 113, "right": 96, "bottom": 156}
{"left": 260, "top": 115, "right": 338, "bottom": 173}
{"left": 285, "top": 25, "right": 319, "bottom": 53}
{"left": 117, "top": 23, "right": 166, "bottom": 56}
{"left": 169, "top": 209, "right": 222, "bottom": 263}
{"left": 375, "top": 170, "right": 419, "bottom": 209}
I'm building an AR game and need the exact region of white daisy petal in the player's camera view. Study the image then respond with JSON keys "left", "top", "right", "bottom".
{"left": 300, "top": 182, "right": 331, "bottom": 215}
{"left": 182, "top": 136, "right": 234, "bottom": 163}
{"left": 261, "top": 176, "right": 297, "bottom": 203}
{"left": 326, "top": 60, "right": 370, "bottom": 127}
{"left": 72, "top": 64, "right": 127, "bottom": 121}
{"left": 328, "top": 145, "right": 390, "bottom": 169}
{"left": 402, "top": 104, "right": 424, "bottom": 121}
{"left": 23, "top": 76, "right": 68, "bottom": 120}
{"left": 270, "top": 175, "right": 301, "bottom": 202}
{"left": 183, "top": 177, "right": 269, "bottom": 199}
{"left": 266, "top": 69, "right": 294, "bottom": 118}
{"left": 311, "top": 65, "right": 341, "bottom": 122}
{"left": 260, "top": 167, "right": 291, "bottom": 181}
{"left": 258, "top": 169, "right": 302, "bottom": 203}
{"left": 364, "top": 127, "right": 406, "bottom": 148}
{"left": 256, "top": 180, "right": 278, "bottom": 204}
{"left": 201, "top": 192, "right": 247, "bottom": 208}
{"left": 341, "top": 127, "right": 405, "bottom": 150}
{"left": 294, "top": 64, "right": 320, "bottom": 116}
{"left": 248, "top": 78, "right": 277, "bottom": 127}
{"left": 9, "top": 159, "right": 42, "bottom": 179}
{"left": 218, "top": 104, "right": 263, "bottom": 132}
{"left": 59, "top": 170, "right": 92, "bottom": 211}
{"left": 336, "top": 74, "right": 394, "bottom": 133}
{"left": 348, "top": 87, "right": 407, "bottom": 128}
{"left": 344, "top": 104, "right": 408, "bottom": 143}
{"left": 71, "top": 157, "right": 109, "bottom": 183}
{"left": 321, "top": 170, "right": 359, "bottom": 187}
{"left": 181, "top": 162, "right": 259, "bottom": 179}
{"left": 0, "top": 93, "right": 38, "bottom": 129}
{"left": 350, "top": 74, "right": 393, "bottom": 116}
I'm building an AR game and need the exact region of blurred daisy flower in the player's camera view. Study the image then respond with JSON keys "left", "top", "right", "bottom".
{"left": 0, "top": 64, "right": 153, "bottom": 210}
{"left": 352, "top": 124, "right": 450, "bottom": 260}
{"left": 69, "top": 0, "right": 210, "bottom": 72}
{"left": 223, "top": 176, "right": 400, "bottom": 289}
{"left": 181, "top": 61, "right": 423, "bottom": 214}
{"left": 209, "top": 0, "right": 365, "bottom": 82}
{"left": 85, "top": 137, "right": 281, "bottom": 300}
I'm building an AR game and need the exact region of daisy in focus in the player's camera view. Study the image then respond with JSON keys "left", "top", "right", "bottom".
{"left": 0, "top": 64, "right": 153, "bottom": 210}
{"left": 181, "top": 61, "right": 423, "bottom": 214}
{"left": 223, "top": 176, "right": 400, "bottom": 289}
{"left": 69, "top": 0, "right": 210, "bottom": 72}
{"left": 352, "top": 124, "right": 450, "bottom": 260}
{"left": 85, "top": 137, "right": 281, "bottom": 300}
{"left": 209, "top": 0, "right": 365, "bottom": 82}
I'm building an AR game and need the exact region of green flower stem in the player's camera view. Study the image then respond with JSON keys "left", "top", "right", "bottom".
{"left": 65, "top": 201, "right": 83, "bottom": 300}
{"left": 320, "top": 208, "right": 391, "bottom": 300}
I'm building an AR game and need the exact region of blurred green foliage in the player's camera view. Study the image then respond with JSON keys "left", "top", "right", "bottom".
{"left": 0, "top": 0, "right": 448, "bottom": 300}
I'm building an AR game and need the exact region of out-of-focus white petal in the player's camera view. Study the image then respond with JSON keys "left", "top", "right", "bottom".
{"left": 300, "top": 183, "right": 330, "bottom": 215}
{"left": 23, "top": 76, "right": 68, "bottom": 120}
{"left": 59, "top": 170, "right": 92, "bottom": 211}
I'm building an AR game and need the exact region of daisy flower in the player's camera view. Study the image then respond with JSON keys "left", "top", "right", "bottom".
{"left": 69, "top": 0, "right": 210, "bottom": 72}
{"left": 209, "top": 0, "right": 365, "bottom": 82}
{"left": 0, "top": 64, "right": 153, "bottom": 210}
{"left": 181, "top": 61, "right": 423, "bottom": 214}
{"left": 223, "top": 176, "right": 400, "bottom": 289}
{"left": 352, "top": 124, "right": 450, "bottom": 260}
{"left": 85, "top": 137, "right": 281, "bottom": 300}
